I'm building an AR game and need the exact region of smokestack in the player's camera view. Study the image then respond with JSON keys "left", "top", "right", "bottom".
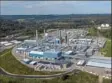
{"left": 66, "top": 33, "right": 68, "bottom": 44}
{"left": 59, "top": 30, "right": 61, "bottom": 39}
{"left": 44, "top": 29, "right": 46, "bottom": 39}
{"left": 36, "top": 30, "right": 38, "bottom": 46}
{"left": 44, "top": 29, "right": 45, "bottom": 36}
{"left": 65, "top": 30, "right": 67, "bottom": 44}
{"left": 57, "top": 29, "right": 59, "bottom": 38}
{"left": 64, "top": 29, "right": 66, "bottom": 37}
{"left": 59, "top": 30, "right": 62, "bottom": 44}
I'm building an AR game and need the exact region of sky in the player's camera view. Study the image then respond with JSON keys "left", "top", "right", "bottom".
{"left": 0, "top": 1, "right": 111, "bottom": 15}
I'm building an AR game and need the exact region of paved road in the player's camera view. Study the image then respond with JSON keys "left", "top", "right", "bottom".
{"left": 0, "top": 67, "right": 75, "bottom": 79}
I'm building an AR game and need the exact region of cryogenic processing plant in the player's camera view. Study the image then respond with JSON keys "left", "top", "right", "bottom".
{"left": 15, "top": 29, "right": 108, "bottom": 71}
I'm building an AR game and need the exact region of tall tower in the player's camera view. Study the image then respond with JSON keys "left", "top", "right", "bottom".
{"left": 65, "top": 32, "right": 68, "bottom": 44}
{"left": 43, "top": 29, "right": 46, "bottom": 40}
{"left": 44, "top": 29, "right": 46, "bottom": 36}
{"left": 36, "top": 30, "right": 38, "bottom": 46}
{"left": 59, "top": 30, "right": 62, "bottom": 44}
{"left": 57, "top": 29, "right": 59, "bottom": 38}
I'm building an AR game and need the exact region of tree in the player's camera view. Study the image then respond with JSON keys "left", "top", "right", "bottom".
{"left": 61, "top": 74, "right": 69, "bottom": 80}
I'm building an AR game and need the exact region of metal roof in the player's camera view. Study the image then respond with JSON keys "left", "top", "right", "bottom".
{"left": 24, "top": 40, "right": 36, "bottom": 43}
{"left": 38, "top": 61, "right": 61, "bottom": 65}
{"left": 86, "top": 61, "right": 111, "bottom": 69}
{"left": 90, "top": 59, "right": 111, "bottom": 64}
{"left": 17, "top": 47, "right": 27, "bottom": 51}
{"left": 30, "top": 51, "right": 43, "bottom": 55}
{"left": 90, "top": 56, "right": 111, "bottom": 60}
{"left": 29, "top": 50, "right": 62, "bottom": 58}
{"left": 87, "top": 56, "right": 111, "bottom": 68}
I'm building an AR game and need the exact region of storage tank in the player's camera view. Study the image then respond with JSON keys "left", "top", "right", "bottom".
{"left": 101, "top": 24, "right": 105, "bottom": 27}
{"left": 55, "top": 38, "right": 60, "bottom": 44}
{"left": 105, "top": 24, "right": 109, "bottom": 27}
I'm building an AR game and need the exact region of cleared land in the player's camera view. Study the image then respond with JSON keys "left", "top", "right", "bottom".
{"left": 0, "top": 49, "right": 61, "bottom": 75}
{"left": 0, "top": 71, "right": 99, "bottom": 83}
{"left": 100, "top": 39, "right": 111, "bottom": 57}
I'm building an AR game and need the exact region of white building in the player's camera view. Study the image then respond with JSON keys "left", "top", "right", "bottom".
{"left": 0, "top": 41, "right": 8, "bottom": 45}
{"left": 11, "top": 40, "right": 21, "bottom": 44}
{"left": 0, "top": 41, "right": 13, "bottom": 46}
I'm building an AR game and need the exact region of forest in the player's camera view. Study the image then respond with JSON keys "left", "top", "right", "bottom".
{"left": 0, "top": 14, "right": 111, "bottom": 38}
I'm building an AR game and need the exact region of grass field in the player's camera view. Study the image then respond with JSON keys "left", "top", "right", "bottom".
{"left": 0, "top": 71, "right": 99, "bottom": 83}
{"left": 0, "top": 49, "right": 61, "bottom": 75}
{"left": 103, "top": 78, "right": 111, "bottom": 83}
{"left": 0, "top": 49, "right": 10, "bottom": 56}
{"left": 87, "top": 28, "right": 97, "bottom": 36}
{"left": 0, "top": 49, "right": 110, "bottom": 83}
{"left": 100, "top": 39, "right": 111, "bottom": 57}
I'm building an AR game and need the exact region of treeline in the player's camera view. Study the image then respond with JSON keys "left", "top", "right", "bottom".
{"left": 0, "top": 14, "right": 111, "bottom": 21}
{"left": 0, "top": 19, "right": 48, "bottom": 38}
{"left": 0, "top": 19, "right": 26, "bottom": 37}
{"left": 0, "top": 14, "right": 111, "bottom": 38}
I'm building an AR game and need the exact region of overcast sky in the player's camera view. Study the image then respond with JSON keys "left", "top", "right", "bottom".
{"left": 1, "top": 1, "right": 111, "bottom": 15}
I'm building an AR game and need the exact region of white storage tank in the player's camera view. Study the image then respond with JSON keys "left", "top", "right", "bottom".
{"left": 55, "top": 38, "right": 60, "bottom": 44}
{"left": 101, "top": 24, "right": 105, "bottom": 27}
{"left": 105, "top": 24, "right": 109, "bottom": 27}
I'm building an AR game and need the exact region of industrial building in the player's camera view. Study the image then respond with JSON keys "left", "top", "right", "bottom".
{"left": 34, "top": 60, "right": 72, "bottom": 71}
{"left": 14, "top": 29, "right": 110, "bottom": 72}
{"left": 29, "top": 50, "right": 62, "bottom": 60}
{"left": 86, "top": 48, "right": 95, "bottom": 57}
{"left": 77, "top": 60, "right": 86, "bottom": 66}
{"left": 65, "top": 51, "right": 74, "bottom": 55}
{"left": 0, "top": 41, "right": 13, "bottom": 46}
{"left": 86, "top": 56, "right": 111, "bottom": 69}
{"left": 11, "top": 40, "right": 21, "bottom": 44}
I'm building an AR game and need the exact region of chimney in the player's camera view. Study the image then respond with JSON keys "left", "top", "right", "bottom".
{"left": 65, "top": 31, "right": 68, "bottom": 44}
{"left": 59, "top": 30, "right": 62, "bottom": 44}
{"left": 57, "top": 29, "right": 59, "bottom": 38}
{"left": 36, "top": 30, "right": 38, "bottom": 46}
{"left": 44, "top": 29, "right": 45, "bottom": 36}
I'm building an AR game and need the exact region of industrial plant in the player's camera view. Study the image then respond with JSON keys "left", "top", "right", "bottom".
{"left": 11, "top": 28, "right": 111, "bottom": 75}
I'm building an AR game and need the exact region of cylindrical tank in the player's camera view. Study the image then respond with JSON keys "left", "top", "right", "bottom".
{"left": 55, "top": 38, "right": 60, "bottom": 44}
